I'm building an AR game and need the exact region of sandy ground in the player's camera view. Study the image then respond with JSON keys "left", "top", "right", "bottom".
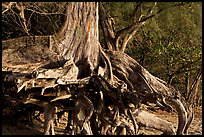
{"left": 2, "top": 106, "right": 202, "bottom": 135}
{"left": 138, "top": 106, "right": 202, "bottom": 135}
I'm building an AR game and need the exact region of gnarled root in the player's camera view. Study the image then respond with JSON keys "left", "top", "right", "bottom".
{"left": 107, "top": 50, "right": 193, "bottom": 135}
{"left": 44, "top": 104, "right": 55, "bottom": 135}
{"left": 165, "top": 97, "right": 193, "bottom": 135}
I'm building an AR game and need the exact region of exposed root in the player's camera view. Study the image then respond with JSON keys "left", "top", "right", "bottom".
{"left": 2, "top": 49, "right": 193, "bottom": 135}
{"left": 106, "top": 50, "right": 193, "bottom": 135}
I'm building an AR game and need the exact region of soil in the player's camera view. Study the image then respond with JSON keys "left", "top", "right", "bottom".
{"left": 138, "top": 106, "right": 202, "bottom": 135}
{"left": 2, "top": 106, "right": 202, "bottom": 135}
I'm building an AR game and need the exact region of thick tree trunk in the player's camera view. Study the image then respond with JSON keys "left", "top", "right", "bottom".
{"left": 2, "top": 2, "right": 100, "bottom": 79}
{"left": 50, "top": 2, "right": 100, "bottom": 78}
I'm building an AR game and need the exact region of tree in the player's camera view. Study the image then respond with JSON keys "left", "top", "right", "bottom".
{"left": 2, "top": 2, "right": 194, "bottom": 135}
{"left": 121, "top": 2, "right": 202, "bottom": 106}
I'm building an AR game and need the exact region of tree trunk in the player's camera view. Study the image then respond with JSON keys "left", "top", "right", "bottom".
{"left": 99, "top": 4, "right": 115, "bottom": 51}
{"left": 50, "top": 2, "right": 100, "bottom": 78}
{"left": 2, "top": 2, "right": 101, "bottom": 79}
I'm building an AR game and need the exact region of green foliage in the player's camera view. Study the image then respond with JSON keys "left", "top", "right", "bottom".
{"left": 103, "top": 2, "right": 202, "bottom": 97}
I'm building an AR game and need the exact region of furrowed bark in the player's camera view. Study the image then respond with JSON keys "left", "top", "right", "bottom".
{"left": 50, "top": 2, "right": 100, "bottom": 78}
{"left": 99, "top": 4, "right": 116, "bottom": 51}
{"left": 3, "top": 2, "right": 101, "bottom": 79}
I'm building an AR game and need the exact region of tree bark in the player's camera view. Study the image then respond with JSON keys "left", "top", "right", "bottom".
{"left": 50, "top": 2, "right": 100, "bottom": 78}
{"left": 106, "top": 50, "right": 192, "bottom": 135}
{"left": 99, "top": 4, "right": 116, "bottom": 51}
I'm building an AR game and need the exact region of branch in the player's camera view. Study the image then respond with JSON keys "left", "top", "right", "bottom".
{"left": 170, "top": 57, "right": 201, "bottom": 76}
{"left": 115, "top": 2, "right": 187, "bottom": 52}
{"left": 16, "top": 2, "right": 30, "bottom": 35}
{"left": 2, "top": 2, "right": 16, "bottom": 14}
{"left": 139, "top": 2, "right": 187, "bottom": 23}
{"left": 99, "top": 3, "right": 116, "bottom": 50}
{"left": 26, "top": 8, "right": 66, "bottom": 16}
{"left": 115, "top": 21, "right": 143, "bottom": 50}
{"left": 120, "top": 23, "right": 143, "bottom": 52}
{"left": 132, "top": 2, "right": 142, "bottom": 22}
{"left": 186, "top": 69, "right": 202, "bottom": 104}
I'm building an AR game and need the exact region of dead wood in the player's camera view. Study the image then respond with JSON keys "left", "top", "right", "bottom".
{"left": 106, "top": 50, "right": 193, "bottom": 135}
{"left": 2, "top": 2, "right": 193, "bottom": 135}
{"left": 2, "top": 49, "right": 193, "bottom": 135}
{"left": 132, "top": 108, "right": 176, "bottom": 135}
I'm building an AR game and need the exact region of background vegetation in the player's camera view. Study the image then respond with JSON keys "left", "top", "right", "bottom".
{"left": 2, "top": 2, "right": 202, "bottom": 107}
